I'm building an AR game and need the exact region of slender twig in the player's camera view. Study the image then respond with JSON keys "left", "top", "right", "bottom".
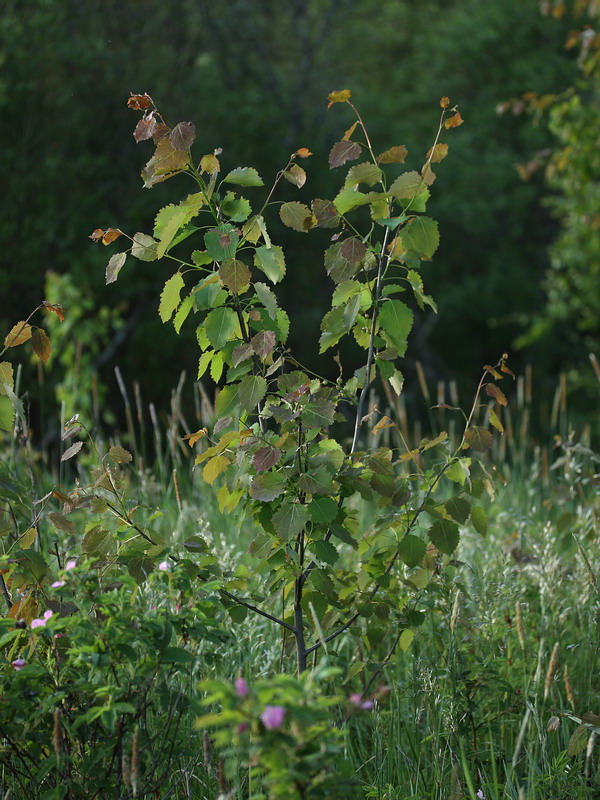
{"left": 219, "top": 589, "right": 294, "bottom": 632}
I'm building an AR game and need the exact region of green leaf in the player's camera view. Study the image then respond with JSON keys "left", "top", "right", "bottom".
{"left": 223, "top": 167, "right": 264, "bottom": 187}
{"left": 397, "top": 535, "right": 426, "bottom": 568}
{"left": 283, "top": 163, "right": 306, "bottom": 188}
{"left": 222, "top": 193, "right": 252, "bottom": 222}
{"left": 173, "top": 294, "right": 194, "bottom": 333}
{"left": 445, "top": 496, "right": 470, "bottom": 525}
{"left": 82, "top": 526, "right": 112, "bottom": 556}
{"left": 254, "top": 246, "right": 286, "bottom": 283}
{"left": 324, "top": 242, "right": 358, "bottom": 284}
{"left": 311, "top": 539, "right": 338, "bottom": 565}
{"left": 400, "top": 217, "right": 440, "bottom": 259}
{"left": 161, "top": 646, "right": 195, "bottom": 664}
{"left": 159, "top": 273, "right": 184, "bottom": 323}
{"left": 301, "top": 399, "right": 336, "bottom": 429}
{"left": 470, "top": 506, "right": 487, "bottom": 537}
{"left": 378, "top": 299, "right": 413, "bottom": 357}
{"left": 249, "top": 472, "right": 287, "bottom": 502}
{"left": 308, "top": 497, "right": 338, "bottom": 524}
{"left": 204, "top": 224, "right": 239, "bottom": 261}
{"left": 254, "top": 282, "right": 278, "bottom": 319}
{"left": 389, "top": 171, "right": 424, "bottom": 199}
{"left": 429, "top": 519, "right": 460, "bottom": 555}
{"left": 272, "top": 502, "right": 310, "bottom": 541}
{"left": 210, "top": 351, "right": 224, "bottom": 382}
{"left": 197, "top": 350, "right": 213, "bottom": 379}
{"left": 298, "top": 465, "right": 335, "bottom": 495}
{"left": 219, "top": 258, "right": 251, "bottom": 294}
{"left": 155, "top": 206, "right": 192, "bottom": 258}
{"left": 216, "top": 384, "right": 239, "bottom": 417}
{"left": 0, "top": 397, "right": 14, "bottom": 432}
{"left": 105, "top": 252, "right": 127, "bottom": 284}
{"left": 333, "top": 188, "right": 371, "bottom": 215}
{"left": 238, "top": 374, "right": 267, "bottom": 412}
{"left": 205, "top": 307, "right": 237, "bottom": 349}
{"left": 279, "top": 202, "right": 312, "bottom": 232}
{"left": 131, "top": 233, "right": 158, "bottom": 261}
{"left": 344, "top": 162, "right": 383, "bottom": 188}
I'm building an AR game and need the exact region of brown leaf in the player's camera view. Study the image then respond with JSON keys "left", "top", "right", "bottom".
{"left": 501, "top": 362, "right": 516, "bottom": 379}
{"left": 440, "top": 96, "right": 451, "bottom": 109}
{"left": 182, "top": 428, "right": 208, "bottom": 447}
{"left": 295, "top": 147, "right": 313, "bottom": 158}
{"left": 340, "top": 237, "right": 367, "bottom": 264}
{"left": 283, "top": 164, "right": 306, "bottom": 188}
{"left": 327, "top": 89, "right": 352, "bottom": 108}
{"left": 427, "top": 143, "right": 449, "bottom": 163}
{"left": 252, "top": 446, "right": 281, "bottom": 472}
{"left": 89, "top": 228, "right": 104, "bottom": 243}
{"left": 127, "top": 92, "right": 152, "bottom": 110}
{"left": 101, "top": 228, "right": 123, "bottom": 246}
{"left": 485, "top": 383, "right": 508, "bottom": 406}
{"left": 61, "top": 441, "right": 84, "bottom": 461}
{"left": 444, "top": 111, "right": 464, "bottom": 129}
{"left": 152, "top": 122, "right": 170, "bottom": 143}
{"left": 4, "top": 322, "right": 32, "bottom": 347}
{"left": 378, "top": 145, "right": 408, "bottom": 164}
{"left": 483, "top": 364, "right": 503, "bottom": 380}
{"left": 421, "top": 164, "right": 436, "bottom": 186}
{"left": 142, "top": 138, "right": 191, "bottom": 188}
{"left": 169, "top": 121, "right": 196, "bottom": 151}
{"left": 42, "top": 302, "right": 66, "bottom": 322}
{"left": 133, "top": 114, "right": 158, "bottom": 143}
{"left": 109, "top": 445, "right": 133, "bottom": 463}
{"left": 31, "top": 328, "right": 51, "bottom": 363}
{"left": 219, "top": 258, "right": 251, "bottom": 294}
{"left": 464, "top": 426, "right": 493, "bottom": 452}
{"left": 329, "top": 140, "right": 362, "bottom": 169}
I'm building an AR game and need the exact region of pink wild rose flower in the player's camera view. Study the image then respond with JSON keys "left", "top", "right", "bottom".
{"left": 261, "top": 705, "right": 286, "bottom": 730}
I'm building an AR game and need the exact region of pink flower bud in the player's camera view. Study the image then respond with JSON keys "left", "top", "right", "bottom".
{"left": 11, "top": 658, "right": 26, "bottom": 671}
{"left": 235, "top": 677, "right": 249, "bottom": 698}
{"left": 261, "top": 705, "right": 285, "bottom": 730}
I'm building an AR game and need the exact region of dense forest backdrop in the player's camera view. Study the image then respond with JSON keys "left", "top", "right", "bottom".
{"left": 2, "top": 0, "right": 598, "bottom": 436}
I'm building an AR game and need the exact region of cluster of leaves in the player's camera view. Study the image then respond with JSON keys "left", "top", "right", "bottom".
{"left": 0, "top": 559, "right": 228, "bottom": 799}
{"left": 86, "top": 89, "right": 512, "bottom": 674}
{"left": 0, "top": 303, "right": 64, "bottom": 433}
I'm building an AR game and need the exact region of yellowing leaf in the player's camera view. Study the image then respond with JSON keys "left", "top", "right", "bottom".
{"left": 295, "top": 147, "right": 313, "bottom": 158}
{"left": 32, "top": 328, "right": 51, "bottom": 363}
{"left": 399, "top": 629, "right": 415, "bottom": 652}
{"left": 372, "top": 415, "right": 396, "bottom": 434}
{"left": 485, "top": 383, "right": 508, "bottom": 406}
{"left": 440, "top": 96, "right": 450, "bottom": 109}
{"left": 489, "top": 407, "right": 504, "bottom": 433}
{"left": 444, "top": 111, "right": 464, "bottom": 129}
{"left": 279, "top": 202, "right": 312, "bottom": 233}
{"left": 4, "top": 322, "right": 32, "bottom": 347}
{"left": 427, "top": 143, "right": 448, "bottom": 163}
{"left": 378, "top": 145, "right": 408, "bottom": 164}
{"left": 109, "top": 445, "right": 133, "bottom": 463}
{"left": 182, "top": 428, "right": 208, "bottom": 447}
{"left": 200, "top": 153, "right": 220, "bottom": 174}
{"left": 327, "top": 88, "right": 352, "bottom": 107}
{"left": 202, "top": 454, "right": 230, "bottom": 485}
{"left": 283, "top": 164, "right": 306, "bottom": 188}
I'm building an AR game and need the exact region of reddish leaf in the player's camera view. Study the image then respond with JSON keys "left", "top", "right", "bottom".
{"left": 444, "top": 111, "right": 464, "bottom": 129}
{"left": 152, "top": 122, "right": 170, "bottom": 143}
{"left": 31, "top": 328, "right": 51, "bottom": 363}
{"left": 329, "top": 140, "right": 362, "bottom": 169}
{"left": 295, "top": 148, "right": 313, "bottom": 158}
{"left": 232, "top": 342, "right": 254, "bottom": 367}
{"left": 42, "top": 302, "right": 66, "bottom": 322}
{"left": 311, "top": 199, "right": 340, "bottom": 229}
{"left": 251, "top": 330, "right": 276, "bottom": 360}
{"left": 219, "top": 258, "right": 251, "bottom": 294}
{"left": 252, "top": 446, "right": 281, "bottom": 472}
{"left": 485, "top": 383, "right": 508, "bottom": 406}
{"left": 340, "top": 237, "right": 367, "bottom": 264}
{"left": 133, "top": 114, "right": 158, "bottom": 142}
{"left": 127, "top": 92, "right": 152, "bottom": 110}
{"left": 440, "top": 96, "right": 451, "bottom": 109}
{"left": 501, "top": 361, "right": 516, "bottom": 379}
{"left": 378, "top": 145, "right": 408, "bottom": 164}
{"left": 89, "top": 228, "right": 104, "bottom": 242}
{"left": 327, "top": 89, "right": 352, "bottom": 108}
{"left": 169, "top": 121, "right": 196, "bottom": 151}
{"left": 4, "top": 322, "right": 32, "bottom": 347}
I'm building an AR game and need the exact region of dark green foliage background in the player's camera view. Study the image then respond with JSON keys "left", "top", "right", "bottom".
{"left": 1, "top": 0, "right": 582, "bottom": 425}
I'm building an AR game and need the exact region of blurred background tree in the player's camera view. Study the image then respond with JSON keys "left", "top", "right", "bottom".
{"left": 3, "top": 0, "right": 595, "bottom": 438}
